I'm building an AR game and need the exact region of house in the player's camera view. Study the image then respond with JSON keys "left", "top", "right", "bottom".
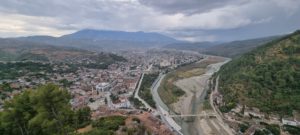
{"left": 113, "top": 97, "right": 131, "bottom": 109}
{"left": 96, "top": 82, "right": 111, "bottom": 92}
{"left": 244, "top": 108, "right": 264, "bottom": 119}
{"left": 282, "top": 118, "right": 300, "bottom": 126}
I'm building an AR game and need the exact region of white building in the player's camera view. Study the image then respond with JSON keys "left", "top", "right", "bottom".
{"left": 113, "top": 99, "right": 131, "bottom": 109}
{"left": 282, "top": 118, "right": 300, "bottom": 126}
{"left": 96, "top": 82, "right": 111, "bottom": 92}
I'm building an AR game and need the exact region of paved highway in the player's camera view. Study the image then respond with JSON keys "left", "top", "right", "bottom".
{"left": 151, "top": 74, "right": 183, "bottom": 135}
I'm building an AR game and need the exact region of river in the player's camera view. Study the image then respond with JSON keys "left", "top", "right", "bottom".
{"left": 152, "top": 56, "right": 231, "bottom": 135}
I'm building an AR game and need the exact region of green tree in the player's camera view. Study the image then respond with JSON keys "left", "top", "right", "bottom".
{"left": 0, "top": 82, "right": 13, "bottom": 92}
{"left": 0, "top": 84, "right": 76, "bottom": 135}
{"left": 29, "top": 84, "right": 74, "bottom": 135}
{"left": 74, "top": 107, "right": 91, "bottom": 128}
{"left": 0, "top": 91, "right": 35, "bottom": 135}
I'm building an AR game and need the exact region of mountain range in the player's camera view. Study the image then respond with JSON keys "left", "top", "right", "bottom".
{"left": 14, "top": 29, "right": 178, "bottom": 51}
{"left": 0, "top": 29, "right": 286, "bottom": 58}
{"left": 164, "top": 36, "right": 281, "bottom": 58}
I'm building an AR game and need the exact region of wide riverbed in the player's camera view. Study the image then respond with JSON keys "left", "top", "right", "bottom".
{"left": 156, "top": 56, "right": 231, "bottom": 135}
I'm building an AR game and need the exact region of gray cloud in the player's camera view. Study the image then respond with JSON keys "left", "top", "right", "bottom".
{"left": 0, "top": 0, "right": 299, "bottom": 41}
{"left": 138, "top": 0, "right": 244, "bottom": 14}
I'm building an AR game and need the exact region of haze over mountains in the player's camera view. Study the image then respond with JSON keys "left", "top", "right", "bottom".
{"left": 14, "top": 29, "right": 179, "bottom": 51}
{"left": 164, "top": 35, "right": 282, "bottom": 57}
{"left": 0, "top": 28, "right": 286, "bottom": 59}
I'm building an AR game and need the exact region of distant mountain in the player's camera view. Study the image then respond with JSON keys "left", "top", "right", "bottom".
{"left": 204, "top": 35, "right": 281, "bottom": 57}
{"left": 218, "top": 30, "right": 300, "bottom": 115}
{"left": 15, "top": 29, "right": 179, "bottom": 51}
{"left": 0, "top": 38, "right": 126, "bottom": 64}
{"left": 163, "top": 41, "right": 219, "bottom": 52}
{"left": 62, "top": 29, "right": 177, "bottom": 43}
{"left": 5, "top": 29, "right": 283, "bottom": 56}
{"left": 164, "top": 35, "right": 281, "bottom": 58}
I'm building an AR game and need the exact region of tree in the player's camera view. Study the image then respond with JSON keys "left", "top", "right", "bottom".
{"left": 0, "top": 82, "right": 13, "bottom": 92}
{"left": 74, "top": 107, "right": 91, "bottom": 128}
{"left": 0, "top": 84, "right": 75, "bottom": 135}
{"left": 0, "top": 91, "right": 35, "bottom": 135}
{"left": 29, "top": 84, "right": 74, "bottom": 135}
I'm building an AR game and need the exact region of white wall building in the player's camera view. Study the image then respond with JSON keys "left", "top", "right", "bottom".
{"left": 96, "top": 82, "right": 111, "bottom": 92}
{"left": 282, "top": 118, "right": 300, "bottom": 126}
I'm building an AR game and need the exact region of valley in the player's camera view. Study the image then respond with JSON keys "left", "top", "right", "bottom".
{"left": 155, "top": 55, "right": 232, "bottom": 135}
{"left": 1, "top": 1, "right": 300, "bottom": 135}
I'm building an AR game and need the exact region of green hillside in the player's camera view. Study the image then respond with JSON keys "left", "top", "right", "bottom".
{"left": 218, "top": 30, "right": 300, "bottom": 115}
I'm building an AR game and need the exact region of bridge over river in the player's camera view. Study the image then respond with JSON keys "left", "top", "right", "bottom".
{"left": 167, "top": 112, "right": 217, "bottom": 118}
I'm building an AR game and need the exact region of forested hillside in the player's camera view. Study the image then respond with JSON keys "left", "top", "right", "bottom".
{"left": 218, "top": 30, "right": 300, "bottom": 115}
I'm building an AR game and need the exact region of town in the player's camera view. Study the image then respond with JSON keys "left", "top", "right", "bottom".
{"left": 0, "top": 49, "right": 202, "bottom": 118}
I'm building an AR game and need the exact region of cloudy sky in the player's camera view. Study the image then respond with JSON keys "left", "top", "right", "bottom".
{"left": 0, "top": 0, "right": 299, "bottom": 41}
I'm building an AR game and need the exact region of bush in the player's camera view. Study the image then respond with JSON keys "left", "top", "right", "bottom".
{"left": 239, "top": 123, "right": 249, "bottom": 133}
{"left": 283, "top": 125, "right": 300, "bottom": 135}
{"left": 266, "top": 124, "right": 280, "bottom": 135}
{"left": 132, "top": 117, "right": 140, "bottom": 123}
{"left": 92, "top": 116, "right": 126, "bottom": 131}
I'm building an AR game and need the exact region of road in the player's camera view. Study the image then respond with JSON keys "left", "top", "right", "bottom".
{"left": 169, "top": 112, "right": 217, "bottom": 118}
{"left": 136, "top": 55, "right": 233, "bottom": 135}
{"left": 105, "top": 92, "right": 114, "bottom": 109}
{"left": 151, "top": 74, "right": 183, "bottom": 135}
{"left": 210, "top": 75, "right": 235, "bottom": 135}
{"left": 134, "top": 71, "right": 183, "bottom": 134}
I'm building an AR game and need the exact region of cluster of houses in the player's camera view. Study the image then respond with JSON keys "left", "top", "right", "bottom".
{"left": 0, "top": 49, "right": 204, "bottom": 114}
{"left": 212, "top": 91, "right": 300, "bottom": 135}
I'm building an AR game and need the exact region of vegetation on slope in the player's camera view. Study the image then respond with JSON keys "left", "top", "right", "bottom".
{"left": 0, "top": 53, "right": 126, "bottom": 80}
{"left": 218, "top": 30, "right": 300, "bottom": 115}
{"left": 83, "top": 116, "right": 126, "bottom": 135}
{"left": 0, "top": 84, "right": 140, "bottom": 135}
{"left": 0, "top": 84, "right": 92, "bottom": 135}
{"left": 0, "top": 62, "right": 53, "bottom": 80}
